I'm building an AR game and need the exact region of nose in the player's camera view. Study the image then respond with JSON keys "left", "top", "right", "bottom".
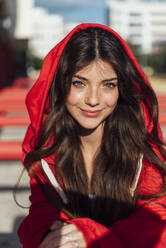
{"left": 85, "top": 86, "right": 100, "bottom": 107}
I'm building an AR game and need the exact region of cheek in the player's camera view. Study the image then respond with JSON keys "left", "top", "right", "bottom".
{"left": 67, "top": 89, "right": 84, "bottom": 105}
{"left": 103, "top": 90, "right": 119, "bottom": 107}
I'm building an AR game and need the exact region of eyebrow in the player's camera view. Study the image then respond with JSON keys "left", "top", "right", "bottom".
{"left": 73, "top": 74, "right": 118, "bottom": 83}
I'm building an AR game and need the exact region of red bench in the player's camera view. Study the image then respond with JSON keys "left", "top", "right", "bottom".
{"left": 157, "top": 94, "right": 166, "bottom": 102}
{"left": 157, "top": 94, "right": 166, "bottom": 126}
{"left": 159, "top": 114, "right": 166, "bottom": 126}
{"left": 0, "top": 86, "right": 29, "bottom": 160}
{"left": 157, "top": 94, "right": 166, "bottom": 111}
{"left": 0, "top": 141, "right": 22, "bottom": 160}
{"left": 0, "top": 115, "right": 29, "bottom": 127}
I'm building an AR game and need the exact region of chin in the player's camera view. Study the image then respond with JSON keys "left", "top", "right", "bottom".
{"left": 81, "top": 125, "right": 98, "bottom": 130}
{"left": 77, "top": 121, "right": 104, "bottom": 131}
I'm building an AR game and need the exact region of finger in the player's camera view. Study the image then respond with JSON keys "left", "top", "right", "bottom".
{"left": 40, "top": 230, "right": 86, "bottom": 248}
{"left": 43, "top": 234, "right": 76, "bottom": 248}
{"left": 40, "top": 226, "right": 78, "bottom": 248}
{"left": 54, "top": 223, "right": 79, "bottom": 237}
{"left": 56, "top": 242, "right": 77, "bottom": 248}
{"left": 55, "top": 238, "right": 85, "bottom": 248}
{"left": 40, "top": 224, "right": 85, "bottom": 248}
{"left": 51, "top": 221, "right": 65, "bottom": 230}
{"left": 39, "top": 231, "right": 55, "bottom": 248}
{"left": 52, "top": 229, "right": 82, "bottom": 247}
{"left": 53, "top": 238, "right": 81, "bottom": 248}
{"left": 54, "top": 229, "right": 85, "bottom": 248}
{"left": 39, "top": 229, "right": 67, "bottom": 248}
{"left": 39, "top": 235, "right": 63, "bottom": 248}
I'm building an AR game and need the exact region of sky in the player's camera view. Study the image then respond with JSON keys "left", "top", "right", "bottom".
{"left": 35, "top": 0, "right": 108, "bottom": 8}
{"left": 35, "top": 0, "right": 166, "bottom": 24}
{"left": 35, "top": 0, "right": 113, "bottom": 24}
{"left": 35, "top": 0, "right": 165, "bottom": 8}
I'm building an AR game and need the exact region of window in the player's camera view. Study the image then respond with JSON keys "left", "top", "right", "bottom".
{"left": 129, "top": 23, "right": 142, "bottom": 27}
{"left": 130, "top": 13, "right": 142, "bottom": 17}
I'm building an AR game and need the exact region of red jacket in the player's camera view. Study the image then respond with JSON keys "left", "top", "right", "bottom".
{"left": 18, "top": 23, "right": 166, "bottom": 247}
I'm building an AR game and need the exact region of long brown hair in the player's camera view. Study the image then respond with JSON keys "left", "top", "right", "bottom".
{"left": 24, "top": 27, "right": 166, "bottom": 227}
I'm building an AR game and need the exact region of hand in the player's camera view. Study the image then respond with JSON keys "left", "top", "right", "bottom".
{"left": 39, "top": 221, "right": 87, "bottom": 248}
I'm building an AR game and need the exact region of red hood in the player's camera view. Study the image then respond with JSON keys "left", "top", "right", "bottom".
{"left": 22, "top": 23, "right": 154, "bottom": 164}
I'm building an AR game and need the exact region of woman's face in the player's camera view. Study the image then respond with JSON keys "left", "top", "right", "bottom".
{"left": 66, "top": 59, "right": 119, "bottom": 130}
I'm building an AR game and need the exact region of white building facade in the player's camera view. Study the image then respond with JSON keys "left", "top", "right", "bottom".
{"left": 4, "top": 0, "right": 34, "bottom": 39}
{"left": 29, "top": 7, "right": 64, "bottom": 58}
{"left": 108, "top": 0, "right": 166, "bottom": 53}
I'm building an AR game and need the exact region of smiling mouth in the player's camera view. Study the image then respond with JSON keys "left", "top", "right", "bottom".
{"left": 80, "top": 108, "right": 102, "bottom": 117}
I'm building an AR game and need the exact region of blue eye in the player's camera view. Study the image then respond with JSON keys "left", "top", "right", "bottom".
{"left": 104, "top": 82, "right": 117, "bottom": 88}
{"left": 72, "top": 81, "right": 84, "bottom": 87}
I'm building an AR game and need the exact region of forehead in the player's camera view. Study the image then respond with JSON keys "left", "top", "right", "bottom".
{"left": 74, "top": 59, "right": 117, "bottom": 79}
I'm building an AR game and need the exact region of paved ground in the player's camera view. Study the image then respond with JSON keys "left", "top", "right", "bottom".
{"left": 0, "top": 77, "right": 166, "bottom": 247}
{"left": 149, "top": 75, "right": 166, "bottom": 94}
{"left": 0, "top": 127, "right": 29, "bottom": 248}
{"left": 0, "top": 162, "right": 30, "bottom": 248}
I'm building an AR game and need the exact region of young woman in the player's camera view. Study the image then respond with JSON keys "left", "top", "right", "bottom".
{"left": 18, "top": 23, "right": 166, "bottom": 248}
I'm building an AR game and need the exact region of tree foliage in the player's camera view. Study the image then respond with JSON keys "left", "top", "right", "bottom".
{"left": 128, "top": 42, "right": 166, "bottom": 74}
{"left": 27, "top": 53, "right": 43, "bottom": 70}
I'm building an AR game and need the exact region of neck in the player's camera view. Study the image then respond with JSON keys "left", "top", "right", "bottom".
{"left": 80, "top": 124, "right": 103, "bottom": 153}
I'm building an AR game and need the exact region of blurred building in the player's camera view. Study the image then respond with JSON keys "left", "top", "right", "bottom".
{"left": 108, "top": 0, "right": 166, "bottom": 53}
{"left": 5, "top": 0, "right": 33, "bottom": 39}
{"left": 1, "top": 0, "right": 64, "bottom": 81}
{"left": 64, "top": 23, "right": 80, "bottom": 36}
{"left": 29, "top": 7, "right": 64, "bottom": 58}
{"left": 0, "top": 0, "right": 34, "bottom": 82}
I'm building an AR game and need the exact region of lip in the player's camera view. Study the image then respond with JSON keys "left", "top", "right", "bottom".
{"left": 80, "top": 108, "right": 102, "bottom": 117}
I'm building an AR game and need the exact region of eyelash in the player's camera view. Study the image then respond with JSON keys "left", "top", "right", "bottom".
{"left": 72, "top": 81, "right": 85, "bottom": 87}
{"left": 103, "top": 82, "right": 117, "bottom": 88}
{"left": 72, "top": 81, "right": 117, "bottom": 88}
